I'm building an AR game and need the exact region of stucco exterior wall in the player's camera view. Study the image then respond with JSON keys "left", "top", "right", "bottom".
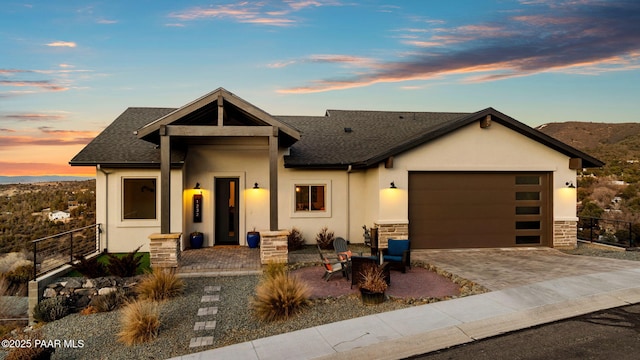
{"left": 96, "top": 168, "right": 183, "bottom": 253}
{"left": 183, "top": 138, "right": 270, "bottom": 247}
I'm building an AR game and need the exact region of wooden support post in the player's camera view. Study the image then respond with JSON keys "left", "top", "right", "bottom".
{"left": 160, "top": 126, "right": 171, "bottom": 234}
{"left": 269, "top": 127, "right": 278, "bottom": 231}
{"left": 217, "top": 94, "right": 224, "bottom": 127}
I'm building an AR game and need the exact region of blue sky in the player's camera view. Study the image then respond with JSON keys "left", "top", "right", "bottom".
{"left": 1, "top": 0, "right": 639, "bottom": 176}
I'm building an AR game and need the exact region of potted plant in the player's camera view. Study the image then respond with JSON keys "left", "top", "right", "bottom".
{"left": 247, "top": 228, "right": 260, "bottom": 248}
{"left": 359, "top": 263, "right": 388, "bottom": 305}
{"left": 190, "top": 231, "right": 204, "bottom": 249}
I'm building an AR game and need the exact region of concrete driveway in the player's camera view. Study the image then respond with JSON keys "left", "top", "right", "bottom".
{"left": 412, "top": 247, "right": 640, "bottom": 290}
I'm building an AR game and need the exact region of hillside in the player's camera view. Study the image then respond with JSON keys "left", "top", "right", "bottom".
{"left": 0, "top": 180, "right": 96, "bottom": 253}
{"left": 537, "top": 122, "right": 640, "bottom": 181}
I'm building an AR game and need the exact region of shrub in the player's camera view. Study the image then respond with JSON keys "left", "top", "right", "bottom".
{"left": 315, "top": 226, "right": 335, "bottom": 250}
{"left": 5, "top": 335, "right": 54, "bottom": 360}
{"left": 90, "top": 289, "right": 130, "bottom": 313}
{"left": 251, "top": 272, "right": 310, "bottom": 322}
{"left": 117, "top": 300, "right": 160, "bottom": 345}
{"left": 107, "top": 246, "right": 144, "bottom": 277}
{"left": 4, "top": 263, "right": 33, "bottom": 285}
{"left": 137, "top": 268, "right": 184, "bottom": 302}
{"left": 263, "top": 261, "right": 287, "bottom": 280}
{"left": 32, "top": 296, "right": 70, "bottom": 323}
{"left": 72, "top": 254, "right": 108, "bottom": 278}
{"left": 287, "top": 227, "right": 305, "bottom": 251}
{"left": 359, "top": 263, "right": 388, "bottom": 293}
{"left": 80, "top": 306, "right": 99, "bottom": 315}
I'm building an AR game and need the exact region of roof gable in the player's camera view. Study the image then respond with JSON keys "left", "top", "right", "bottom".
{"left": 280, "top": 108, "right": 603, "bottom": 169}
{"left": 136, "top": 87, "right": 300, "bottom": 143}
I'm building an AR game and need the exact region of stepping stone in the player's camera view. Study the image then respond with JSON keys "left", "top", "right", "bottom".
{"left": 193, "top": 321, "right": 216, "bottom": 331}
{"left": 204, "top": 285, "right": 221, "bottom": 292}
{"left": 189, "top": 336, "right": 214, "bottom": 348}
{"left": 198, "top": 306, "right": 218, "bottom": 316}
{"left": 201, "top": 294, "right": 220, "bottom": 302}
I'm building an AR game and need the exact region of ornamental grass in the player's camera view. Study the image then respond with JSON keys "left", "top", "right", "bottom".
{"left": 117, "top": 300, "right": 160, "bottom": 345}
{"left": 251, "top": 271, "right": 311, "bottom": 322}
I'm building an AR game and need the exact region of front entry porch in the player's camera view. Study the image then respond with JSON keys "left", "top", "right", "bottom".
{"left": 177, "top": 247, "right": 262, "bottom": 276}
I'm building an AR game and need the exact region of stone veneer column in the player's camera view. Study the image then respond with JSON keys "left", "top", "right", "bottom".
{"left": 374, "top": 222, "right": 409, "bottom": 249}
{"left": 259, "top": 230, "right": 289, "bottom": 264}
{"left": 553, "top": 220, "right": 577, "bottom": 249}
{"left": 148, "top": 233, "right": 182, "bottom": 268}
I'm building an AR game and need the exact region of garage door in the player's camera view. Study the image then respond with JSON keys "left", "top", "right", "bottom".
{"left": 408, "top": 172, "right": 551, "bottom": 249}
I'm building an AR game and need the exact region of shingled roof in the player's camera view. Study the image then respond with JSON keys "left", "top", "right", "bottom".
{"left": 278, "top": 110, "right": 469, "bottom": 168}
{"left": 70, "top": 105, "right": 604, "bottom": 169}
{"left": 69, "top": 107, "right": 185, "bottom": 167}
{"left": 278, "top": 107, "right": 604, "bottom": 169}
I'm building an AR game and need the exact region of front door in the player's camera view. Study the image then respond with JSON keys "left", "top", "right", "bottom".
{"left": 214, "top": 178, "right": 239, "bottom": 245}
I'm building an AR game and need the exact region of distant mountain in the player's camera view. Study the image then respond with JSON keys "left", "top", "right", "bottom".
{"left": 0, "top": 176, "right": 94, "bottom": 185}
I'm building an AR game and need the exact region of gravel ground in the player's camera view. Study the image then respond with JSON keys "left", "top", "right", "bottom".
{"left": 560, "top": 241, "right": 640, "bottom": 261}
{"left": 3, "top": 242, "right": 640, "bottom": 360}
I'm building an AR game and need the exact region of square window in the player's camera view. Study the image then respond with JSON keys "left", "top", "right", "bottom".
{"left": 295, "top": 185, "right": 326, "bottom": 212}
{"left": 123, "top": 178, "right": 157, "bottom": 219}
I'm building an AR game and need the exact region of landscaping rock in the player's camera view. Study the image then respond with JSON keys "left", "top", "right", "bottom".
{"left": 98, "top": 287, "right": 117, "bottom": 296}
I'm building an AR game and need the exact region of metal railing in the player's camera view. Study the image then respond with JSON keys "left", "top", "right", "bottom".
{"left": 31, "top": 224, "right": 101, "bottom": 280}
{"left": 577, "top": 217, "right": 635, "bottom": 248}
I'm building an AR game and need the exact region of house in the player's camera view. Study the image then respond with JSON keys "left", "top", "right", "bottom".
{"left": 48, "top": 210, "right": 71, "bottom": 222}
{"left": 70, "top": 87, "right": 603, "bottom": 255}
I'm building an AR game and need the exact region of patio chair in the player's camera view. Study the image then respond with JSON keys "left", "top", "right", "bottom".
{"left": 382, "top": 238, "right": 411, "bottom": 273}
{"left": 333, "top": 237, "right": 352, "bottom": 262}
{"left": 351, "top": 255, "right": 390, "bottom": 289}
{"left": 317, "top": 244, "right": 347, "bottom": 281}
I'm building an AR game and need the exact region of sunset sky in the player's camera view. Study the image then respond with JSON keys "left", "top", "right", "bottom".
{"left": 1, "top": 0, "right": 639, "bottom": 177}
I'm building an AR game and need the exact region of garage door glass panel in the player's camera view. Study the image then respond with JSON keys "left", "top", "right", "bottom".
{"left": 516, "top": 221, "right": 541, "bottom": 229}
{"left": 515, "top": 176, "right": 540, "bottom": 185}
{"left": 516, "top": 192, "right": 540, "bottom": 200}
{"left": 516, "top": 206, "right": 540, "bottom": 215}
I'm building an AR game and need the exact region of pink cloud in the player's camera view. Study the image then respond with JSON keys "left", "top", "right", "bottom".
{"left": 46, "top": 41, "right": 77, "bottom": 48}
{"left": 278, "top": 1, "right": 640, "bottom": 93}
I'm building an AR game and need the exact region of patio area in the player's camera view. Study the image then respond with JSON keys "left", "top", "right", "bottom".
{"left": 175, "top": 245, "right": 464, "bottom": 300}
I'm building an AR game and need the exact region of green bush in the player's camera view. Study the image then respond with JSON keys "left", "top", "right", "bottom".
{"left": 71, "top": 254, "right": 108, "bottom": 278}
{"left": 107, "top": 246, "right": 144, "bottom": 277}
{"left": 287, "top": 227, "right": 305, "bottom": 251}
{"left": 315, "top": 226, "right": 335, "bottom": 250}
{"left": 32, "top": 296, "right": 70, "bottom": 323}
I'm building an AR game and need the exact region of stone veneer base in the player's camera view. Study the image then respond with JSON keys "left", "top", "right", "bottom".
{"left": 260, "top": 230, "right": 289, "bottom": 264}
{"left": 149, "top": 233, "right": 182, "bottom": 268}
{"left": 553, "top": 220, "right": 577, "bottom": 249}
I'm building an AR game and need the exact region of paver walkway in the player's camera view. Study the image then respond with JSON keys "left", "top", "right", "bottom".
{"left": 189, "top": 285, "right": 221, "bottom": 348}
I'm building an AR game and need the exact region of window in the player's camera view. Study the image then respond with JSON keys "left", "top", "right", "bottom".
{"left": 295, "top": 185, "right": 326, "bottom": 212}
{"left": 123, "top": 178, "right": 157, "bottom": 219}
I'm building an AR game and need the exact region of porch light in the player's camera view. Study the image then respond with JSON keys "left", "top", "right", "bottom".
{"left": 390, "top": 181, "right": 397, "bottom": 189}
{"left": 253, "top": 182, "right": 260, "bottom": 189}
{"left": 565, "top": 181, "right": 575, "bottom": 189}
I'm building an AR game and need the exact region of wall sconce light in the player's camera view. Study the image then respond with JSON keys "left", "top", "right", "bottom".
{"left": 253, "top": 182, "right": 260, "bottom": 189}
{"left": 390, "top": 181, "right": 397, "bottom": 189}
{"left": 194, "top": 182, "right": 200, "bottom": 190}
{"left": 565, "top": 181, "right": 575, "bottom": 189}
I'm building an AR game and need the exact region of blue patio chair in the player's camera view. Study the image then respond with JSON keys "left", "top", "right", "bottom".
{"left": 382, "top": 239, "right": 411, "bottom": 273}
